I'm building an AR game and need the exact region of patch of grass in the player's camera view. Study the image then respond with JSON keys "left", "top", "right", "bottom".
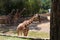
{"left": 0, "top": 36, "right": 31, "bottom": 40}
{"left": 0, "top": 31, "right": 50, "bottom": 39}
{"left": 13, "top": 31, "right": 50, "bottom": 38}
{"left": 28, "top": 31, "right": 50, "bottom": 38}
{"left": 6, "top": 31, "right": 50, "bottom": 38}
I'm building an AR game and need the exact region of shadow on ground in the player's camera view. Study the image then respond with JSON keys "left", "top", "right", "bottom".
{"left": 29, "top": 21, "right": 41, "bottom": 30}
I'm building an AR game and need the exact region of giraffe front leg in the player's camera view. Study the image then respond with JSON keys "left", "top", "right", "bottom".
{"left": 23, "top": 28, "right": 29, "bottom": 36}
{"left": 23, "top": 30, "right": 28, "bottom": 36}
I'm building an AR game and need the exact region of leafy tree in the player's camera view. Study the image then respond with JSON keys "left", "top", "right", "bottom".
{"left": 23, "top": 0, "right": 41, "bottom": 16}
{"left": 39, "top": 0, "right": 51, "bottom": 13}
{"left": 0, "top": 0, "right": 51, "bottom": 15}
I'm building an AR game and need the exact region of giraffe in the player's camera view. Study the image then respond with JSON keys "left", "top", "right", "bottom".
{"left": 0, "top": 9, "right": 15, "bottom": 24}
{"left": 7, "top": 9, "right": 15, "bottom": 24}
{"left": 13, "top": 9, "right": 19, "bottom": 24}
{"left": 16, "top": 14, "right": 40, "bottom": 36}
{"left": 13, "top": 8, "right": 26, "bottom": 25}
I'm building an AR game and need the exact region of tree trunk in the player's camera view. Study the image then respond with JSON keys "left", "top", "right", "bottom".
{"left": 51, "top": 0, "right": 60, "bottom": 40}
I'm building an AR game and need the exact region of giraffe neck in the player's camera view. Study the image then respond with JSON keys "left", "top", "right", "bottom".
{"left": 24, "top": 14, "right": 38, "bottom": 26}
{"left": 23, "top": 16, "right": 35, "bottom": 26}
{"left": 27, "top": 15, "right": 36, "bottom": 24}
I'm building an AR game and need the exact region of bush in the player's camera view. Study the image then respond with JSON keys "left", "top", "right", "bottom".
{"left": 39, "top": 9, "right": 48, "bottom": 14}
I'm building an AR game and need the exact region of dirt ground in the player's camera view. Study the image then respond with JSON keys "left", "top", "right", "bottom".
{"left": 29, "top": 21, "right": 50, "bottom": 33}
{"left": 0, "top": 21, "right": 50, "bottom": 33}
{"left": 37, "top": 22, "right": 50, "bottom": 33}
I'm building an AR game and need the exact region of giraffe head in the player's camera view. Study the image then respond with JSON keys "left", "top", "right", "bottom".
{"left": 33, "top": 14, "right": 40, "bottom": 22}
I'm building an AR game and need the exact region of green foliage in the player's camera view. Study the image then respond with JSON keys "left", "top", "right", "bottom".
{"left": 39, "top": 0, "right": 51, "bottom": 13}
{"left": 0, "top": 36, "right": 30, "bottom": 40}
{"left": 41, "top": 0, "right": 51, "bottom": 9}
{"left": 28, "top": 31, "right": 50, "bottom": 38}
{"left": 0, "top": 0, "right": 51, "bottom": 15}
{"left": 39, "top": 9, "right": 48, "bottom": 13}
{"left": 22, "top": 0, "right": 40, "bottom": 16}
